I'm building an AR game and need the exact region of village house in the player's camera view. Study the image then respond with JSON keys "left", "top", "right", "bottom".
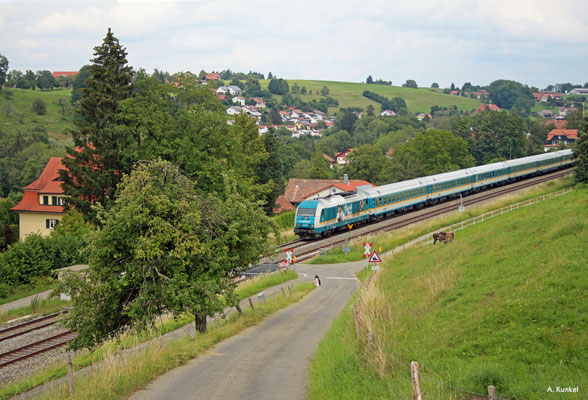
{"left": 226, "top": 106, "right": 242, "bottom": 116}
{"left": 205, "top": 72, "right": 221, "bottom": 81}
{"left": 380, "top": 110, "right": 396, "bottom": 117}
{"left": 11, "top": 158, "right": 67, "bottom": 240}
{"left": 473, "top": 104, "right": 501, "bottom": 114}
{"left": 544, "top": 129, "right": 578, "bottom": 151}
{"left": 216, "top": 86, "right": 229, "bottom": 94}
{"left": 232, "top": 96, "right": 246, "bottom": 106}
{"left": 251, "top": 97, "right": 266, "bottom": 109}
{"left": 334, "top": 149, "right": 354, "bottom": 166}
{"left": 52, "top": 71, "right": 79, "bottom": 79}
{"left": 228, "top": 86, "right": 242, "bottom": 95}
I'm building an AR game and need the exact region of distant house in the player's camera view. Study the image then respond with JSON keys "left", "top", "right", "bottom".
{"left": 417, "top": 113, "right": 431, "bottom": 121}
{"left": 322, "top": 153, "right": 336, "bottom": 168}
{"left": 228, "top": 86, "right": 242, "bottom": 95}
{"left": 569, "top": 88, "right": 588, "bottom": 95}
{"left": 205, "top": 72, "right": 221, "bottom": 81}
{"left": 380, "top": 110, "right": 396, "bottom": 117}
{"left": 533, "top": 92, "right": 563, "bottom": 102}
{"left": 537, "top": 110, "right": 553, "bottom": 118}
{"left": 11, "top": 158, "right": 68, "bottom": 240}
{"left": 251, "top": 97, "right": 266, "bottom": 109}
{"left": 216, "top": 86, "right": 229, "bottom": 94}
{"left": 544, "top": 129, "right": 578, "bottom": 151}
{"left": 283, "top": 178, "right": 375, "bottom": 205}
{"left": 226, "top": 106, "right": 242, "bottom": 116}
{"left": 450, "top": 90, "right": 459, "bottom": 96}
{"left": 473, "top": 104, "right": 501, "bottom": 114}
{"left": 217, "top": 94, "right": 227, "bottom": 101}
{"left": 334, "top": 149, "right": 355, "bottom": 166}
{"left": 273, "top": 195, "right": 296, "bottom": 214}
{"left": 52, "top": 71, "right": 79, "bottom": 79}
{"left": 543, "top": 120, "right": 567, "bottom": 129}
{"left": 232, "top": 96, "right": 246, "bottom": 106}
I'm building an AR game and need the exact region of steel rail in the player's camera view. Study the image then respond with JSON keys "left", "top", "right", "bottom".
{"left": 0, "top": 311, "right": 66, "bottom": 342}
{"left": 0, "top": 330, "right": 77, "bottom": 369}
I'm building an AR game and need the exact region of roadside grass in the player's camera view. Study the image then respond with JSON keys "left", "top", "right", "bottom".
{"left": 0, "top": 297, "right": 70, "bottom": 325}
{"left": 307, "top": 176, "right": 575, "bottom": 264}
{"left": 32, "top": 282, "right": 315, "bottom": 400}
{"left": 234, "top": 270, "right": 298, "bottom": 301}
{"left": 0, "top": 271, "right": 301, "bottom": 399}
{"left": 259, "top": 79, "right": 481, "bottom": 114}
{"left": 0, "top": 88, "right": 73, "bottom": 145}
{"left": 0, "top": 280, "right": 57, "bottom": 306}
{"left": 308, "top": 186, "right": 587, "bottom": 399}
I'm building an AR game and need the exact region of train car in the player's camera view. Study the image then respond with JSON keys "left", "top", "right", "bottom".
{"left": 294, "top": 150, "right": 573, "bottom": 238}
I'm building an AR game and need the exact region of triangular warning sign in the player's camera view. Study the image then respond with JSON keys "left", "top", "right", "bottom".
{"left": 368, "top": 251, "right": 382, "bottom": 263}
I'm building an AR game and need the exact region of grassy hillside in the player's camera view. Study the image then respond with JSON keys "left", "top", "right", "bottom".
{"left": 309, "top": 186, "right": 587, "bottom": 399}
{"left": 260, "top": 79, "right": 482, "bottom": 114}
{"left": 0, "top": 88, "right": 73, "bottom": 145}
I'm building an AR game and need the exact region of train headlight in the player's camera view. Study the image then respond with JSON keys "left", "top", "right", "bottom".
{"left": 310, "top": 224, "right": 314, "bottom": 227}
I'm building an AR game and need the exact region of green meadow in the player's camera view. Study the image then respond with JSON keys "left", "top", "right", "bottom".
{"left": 260, "top": 79, "right": 482, "bottom": 114}
{"left": 309, "top": 185, "right": 587, "bottom": 400}
{"left": 0, "top": 88, "right": 73, "bottom": 145}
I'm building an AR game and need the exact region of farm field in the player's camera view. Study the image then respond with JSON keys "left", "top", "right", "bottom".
{"left": 308, "top": 185, "right": 587, "bottom": 400}
{"left": 259, "top": 79, "right": 482, "bottom": 114}
{"left": 0, "top": 88, "right": 73, "bottom": 145}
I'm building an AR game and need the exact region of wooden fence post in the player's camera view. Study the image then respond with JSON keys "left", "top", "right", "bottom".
{"left": 410, "top": 361, "right": 423, "bottom": 400}
{"left": 235, "top": 304, "right": 243, "bottom": 315}
{"left": 67, "top": 352, "right": 75, "bottom": 394}
{"left": 281, "top": 287, "right": 286, "bottom": 297}
{"left": 288, "top": 286, "right": 292, "bottom": 296}
{"left": 248, "top": 297, "right": 254, "bottom": 309}
{"left": 488, "top": 385, "right": 497, "bottom": 400}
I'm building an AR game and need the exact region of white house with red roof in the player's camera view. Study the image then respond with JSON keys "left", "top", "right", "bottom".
{"left": 380, "top": 110, "right": 396, "bottom": 117}
{"left": 251, "top": 97, "right": 266, "bottom": 109}
{"left": 334, "top": 149, "right": 355, "bottom": 166}
{"left": 544, "top": 129, "right": 578, "bottom": 151}
{"left": 11, "top": 158, "right": 68, "bottom": 240}
{"left": 232, "top": 96, "right": 246, "bottom": 106}
{"left": 205, "top": 72, "right": 221, "bottom": 81}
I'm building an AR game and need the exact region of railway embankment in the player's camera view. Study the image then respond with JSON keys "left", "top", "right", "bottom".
{"left": 309, "top": 184, "right": 587, "bottom": 400}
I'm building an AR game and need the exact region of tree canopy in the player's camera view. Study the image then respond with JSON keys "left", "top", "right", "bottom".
{"left": 58, "top": 160, "right": 274, "bottom": 349}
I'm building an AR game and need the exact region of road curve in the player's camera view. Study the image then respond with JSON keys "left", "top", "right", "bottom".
{"left": 130, "top": 260, "right": 366, "bottom": 400}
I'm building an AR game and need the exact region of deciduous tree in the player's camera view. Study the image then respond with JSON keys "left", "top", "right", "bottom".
{"left": 57, "top": 160, "right": 274, "bottom": 349}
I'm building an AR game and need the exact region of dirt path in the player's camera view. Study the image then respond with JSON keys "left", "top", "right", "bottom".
{"left": 130, "top": 260, "right": 365, "bottom": 400}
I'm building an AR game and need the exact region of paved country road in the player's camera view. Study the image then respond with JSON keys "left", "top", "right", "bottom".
{"left": 131, "top": 260, "right": 366, "bottom": 400}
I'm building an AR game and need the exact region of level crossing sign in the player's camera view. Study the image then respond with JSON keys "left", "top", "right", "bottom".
{"left": 368, "top": 251, "right": 382, "bottom": 263}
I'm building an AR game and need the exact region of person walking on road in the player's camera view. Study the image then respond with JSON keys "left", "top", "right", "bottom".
{"left": 314, "top": 275, "right": 321, "bottom": 287}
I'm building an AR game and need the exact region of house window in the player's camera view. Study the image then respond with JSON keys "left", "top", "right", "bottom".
{"left": 46, "top": 219, "right": 59, "bottom": 230}
{"left": 42, "top": 196, "right": 49, "bottom": 205}
{"left": 52, "top": 196, "right": 58, "bottom": 205}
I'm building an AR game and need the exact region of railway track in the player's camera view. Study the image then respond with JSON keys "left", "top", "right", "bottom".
{"left": 0, "top": 330, "right": 77, "bottom": 369}
{"left": 280, "top": 168, "right": 573, "bottom": 262}
{"left": 0, "top": 311, "right": 66, "bottom": 343}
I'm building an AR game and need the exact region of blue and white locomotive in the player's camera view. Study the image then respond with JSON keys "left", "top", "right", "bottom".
{"left": 294, "top": 150, "right": 573, "bottom": 238}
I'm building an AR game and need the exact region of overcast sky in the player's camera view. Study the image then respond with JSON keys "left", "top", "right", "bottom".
{"left": 1, "top": 0, "right": 587, "bottom": 89}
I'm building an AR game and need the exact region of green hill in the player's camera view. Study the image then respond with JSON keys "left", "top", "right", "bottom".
{"left": 309, "top": 185, "right": 587, "bottom": 400}
{"left": 260, "top": 79, "right": 482, "bottom": 114}
{"left": 0, "top": 88, "right": 73, "bottom": 145}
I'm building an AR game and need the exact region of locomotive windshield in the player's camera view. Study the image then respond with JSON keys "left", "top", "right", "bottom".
{"left": 297, "top": 208, "right": 316, "bottom": 217}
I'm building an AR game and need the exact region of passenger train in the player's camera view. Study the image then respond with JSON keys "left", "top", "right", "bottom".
{"left": 294, "top": 150, "right": 573, "bottom": 238}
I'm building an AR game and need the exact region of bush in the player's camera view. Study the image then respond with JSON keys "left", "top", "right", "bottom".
{"left": 31, "top": 97, "right": 47, "bottom": 115}
{"left": 272, "top": 211, "right": 295, "bottom": 230}
{"left": 0, "top": 283, "right": 11, "bottom": 298}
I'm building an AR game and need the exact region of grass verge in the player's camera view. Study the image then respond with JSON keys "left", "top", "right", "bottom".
{"left": 307, "top": 176, "right": 574, "bottom": 264}
{"left": 0, "top": 281, "right": 57, "bottom": 306}
{"left": 0, "top": 297, "right": 70, "bottom": 325}
{"left": 32, "top": 282, "right": 315, "bottom": 400}
{"left": 308, "top": 185, "right": 587, "bottom": 399}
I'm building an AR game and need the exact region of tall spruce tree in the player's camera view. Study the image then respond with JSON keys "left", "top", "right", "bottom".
{"left": 573, "top": 118, "right": 588, "bottom": 183}
{"left": 257, "top": 129, "right": 285, "bottom": 215}
{"left": 61, "top": 29, "right": 134, "bottom": 224}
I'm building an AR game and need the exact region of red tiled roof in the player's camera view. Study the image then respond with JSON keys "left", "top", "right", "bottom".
{"left": 283, "top": 178, "right": 374, "bottom": 204}
{"left": 205, "top": 73, "right": 221, "bottom": 80}
{"left": 273, "top": 195, "right": 296, "bottom": 214}
{"left": 544, "top": 120, "right": 567, "bottom": 129}
{"left": 323, "top": 153, "right": 335, "bottom": 163}
{"left": 473, "top": 104, "right": 501, "bottom": 114}
{"left": 12, "top": 157, "right": 67, "bottom": 213}
{"left": 52, "top": 71, "right": 79, "bottom": 78}
{"left": 546, "top": 129, "right": 578, "bottom": 141}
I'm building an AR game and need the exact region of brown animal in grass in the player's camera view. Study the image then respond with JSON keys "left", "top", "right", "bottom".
{"left": 433, "top": 231, "right": 454, "bottom": 244}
